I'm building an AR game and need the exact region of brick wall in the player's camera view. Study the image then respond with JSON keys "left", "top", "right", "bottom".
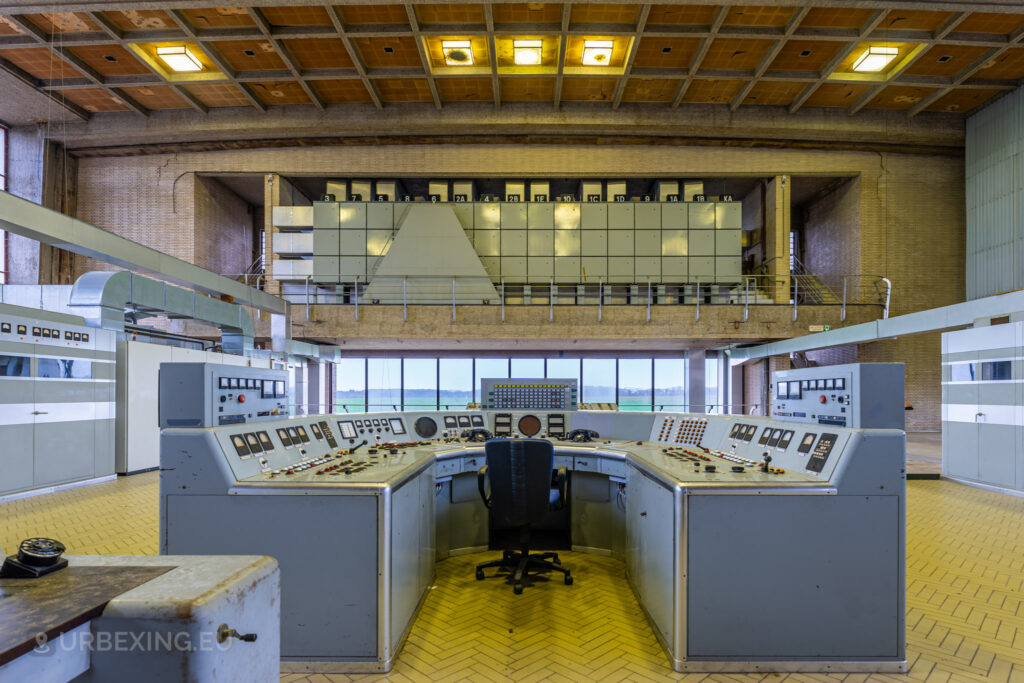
{"left": 71, "top": 142, "right": 964, "bottom": 428}
{"left": 194, "top": 176, "right": 253, "bottom": 277}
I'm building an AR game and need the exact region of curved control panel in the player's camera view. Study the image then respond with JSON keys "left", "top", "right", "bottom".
{"left": 517, "top": 415, "right": 541, "bottom": 437}
{"left": 414, "top": 416, "right": 437, "bottom": 438}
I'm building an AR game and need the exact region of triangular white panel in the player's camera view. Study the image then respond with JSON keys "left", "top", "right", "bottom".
{"left": 364, "top": 204, "right": 498, "bottom": 304}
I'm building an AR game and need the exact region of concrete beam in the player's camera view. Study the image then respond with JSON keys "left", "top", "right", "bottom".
{"left": 0, "top": 190, "right": 288, "bottom": 315}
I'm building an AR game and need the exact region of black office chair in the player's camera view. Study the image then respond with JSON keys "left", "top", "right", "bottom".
{"left": 475, "top": 438, "right": 572, "bottom": 594}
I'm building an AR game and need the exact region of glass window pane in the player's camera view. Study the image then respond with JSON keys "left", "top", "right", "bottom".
{"left": 336, "top": 358, "right": 366, "bottom": 412}
{"left": 705, "top": 354, "right": 720, "bottom": 413}
{"left": 440, "top": 358, "right": 473, "bottom": 409}
{"left": 582, "top": 358, "right": 616, "bottom": 403}
{"left": 403, "top": 358, "right": 437, "bottom": 410}
{"left": 474, "top": 358, "right": 509, "bottom": 401}
{"left": 545, "top": 358, "right": 580, "bottom": 384}
{"left": 618, "top": 358, "right": 652, "bottom": 411}
{"left": 0, "top": 354, "right": 30, "bottom": 377}
{"left": 950, "top": 363, "right": 976, "bottom": 382}
{"left": 37, "top": 358, "right": 92, "bottom": 379}
{"left": 654, "top": 358, "right": 686, "bottom": 412}
{"left": 982, "top": 360, "right": 1011, "bottom": 381}
{"left": 511, "top": 358, "right": 544, "bottom": 378}
{"left": 368, "top": 358, "right": 401, "bottom": 411}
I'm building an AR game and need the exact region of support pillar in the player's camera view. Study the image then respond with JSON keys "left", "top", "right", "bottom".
{"left": 688, "top": 349, "right": 706, "bottom": 413}
{"left": 765, "top": 175, "right": 791, "bottom": 303}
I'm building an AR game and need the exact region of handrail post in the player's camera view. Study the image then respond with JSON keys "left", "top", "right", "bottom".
{"left": 646, "top": 278, "right": 651, "bottom": 323}
{"left": 305, "top": 275, "right": 311, "bottom": 321}
{"left": 501, "top": 280, "right": 505, "bottom": 323}
{"left": 792, "top": 276, "right": 798, "bottom": 322}
{"left": 882, "top": 277, "right": 892, "bottom": 319}
{"left": 403, "top": 276, "right": 407, "bottom": 322}
{"left": 549, "top": 277, "right": 554, "bottom": 322}
{"left": 354, "top": 277, "right": 359, "bottom": 322}
{"left": 451, "top": 278, "right": 456, "bottom": 323}
{"left": 841, "top": 277, "right": 847, "bottom": 322}
{"left": 695, "top": 278, "right": 700, "bottom": 322}
{"left": 598, "top": 279, "right": 603, "bottom": 322}
{"left": 743, "top": 277, "right": 749, "bottom": 322}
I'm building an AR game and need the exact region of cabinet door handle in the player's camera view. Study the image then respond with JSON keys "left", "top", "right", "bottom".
{"left": 578, "top": 460, "right": 588, "bottom": 466}
{"left": 640, "top": 511, "right": 647, "bottom": 517}
{"left": 31, "top": 411, "right": 48, "bottom": 415}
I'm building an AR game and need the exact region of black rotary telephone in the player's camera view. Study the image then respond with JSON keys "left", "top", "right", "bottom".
{"left": 565, "top": 428, "right": 600, "bottom": 443}
{"left": 461, "top": 428, "right": 493, "bottom": 443}
{"left": 1, "top": 538, "right": 68, "bottom": 578}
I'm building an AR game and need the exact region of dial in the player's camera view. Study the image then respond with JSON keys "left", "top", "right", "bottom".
{"left": 414, "top": 416, "right": 438, "bottom": 438}
{"left": 517, "top": 414, "right": 542, "bottom": 437}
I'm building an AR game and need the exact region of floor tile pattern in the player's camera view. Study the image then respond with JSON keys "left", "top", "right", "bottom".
{"left": 2, "top": 472, "right": 1023, "bottom": 682}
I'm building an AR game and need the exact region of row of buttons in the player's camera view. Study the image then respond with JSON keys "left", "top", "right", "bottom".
{"left": 1, "top": 322, "right": 88, "bottom": 342}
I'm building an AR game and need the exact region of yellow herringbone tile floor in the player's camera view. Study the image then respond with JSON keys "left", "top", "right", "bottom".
{"left": 2, "top": 473, "right": 1023, "bottom": 682}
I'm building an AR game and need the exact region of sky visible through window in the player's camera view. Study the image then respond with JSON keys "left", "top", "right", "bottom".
{"left": 336, "top": 356, "right": 695, "bottom": 412}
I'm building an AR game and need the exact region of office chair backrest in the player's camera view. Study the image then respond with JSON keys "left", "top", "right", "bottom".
{"left": 484, "top": 438, "right": 554, "bottom": 528}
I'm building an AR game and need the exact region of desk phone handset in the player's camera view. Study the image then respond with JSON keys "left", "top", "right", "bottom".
{"left": 565, "top": 428, "right": 599, "bottom": 443}
{"left": 461, "top": 428, "right": 493, "bottom": 443}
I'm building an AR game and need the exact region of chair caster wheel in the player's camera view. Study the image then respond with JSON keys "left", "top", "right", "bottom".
{"left": 476, "top": 569, "right": 485, "bottom": 580}
{"left": 565, "top": 575, "right": 573, "bottom": 585}
{"left": 514, "top": 584, "right": 523, "bottom": 595}
{"left": 552, "top": 557, "right": 561, "bottom": 565}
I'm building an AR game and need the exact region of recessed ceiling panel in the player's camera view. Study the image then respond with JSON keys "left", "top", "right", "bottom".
{"left": 683, "top": 79, "right": 745, "bottom": 104}
{"left": 354, "top": 36, "right": 423, "bottom": 68}
{"left": 493, "top": 3, "right": 563, "bottom": 24}
{"left": 767, "top": 40, "right": 841, "bottom": 72}
{"left": 120, "top": 85, "right": 190, "bottom": 109}
{"left": 438, "top": 77, "right": 493, "bottom": 102}
{"left": 69, "top": 44, "right": 151, "bottom": 76}
{"left": 415, "top": 4, "right": 486, "bottom": 25}
{"left": 924, "top": 88, "right": 1003, "bottom": 114}
{"left": 955, "top": 13, "right": 1024, "bottom": 36}
{"left": 283, "top": 38, "right": 354, "bottom": 69}
{"left": 570, "top": 4, "right": 640, "bottom": 25}
{"left": 312, "top": 79, "right": 374, "bottom": 103}
{"left": 903, "top": 45, "right": 990, "bottom": 77}
{"left": 23, "top": 13, "right": 100, "bottom": 35}
{"left": 743, "top": 80, "right": 805, "bottom": 106}
{"left": 701, "top": 39, "right": 775, "bottom": 71}
{"left": 102, "top": 10, "right": 175, "bottom": 31}
{"left": 500, "top": 76, "right": 554, "bottom": 100}
{"left": 865, "top": 85, "right": 936, "bottom": 110}
{"left": 723, "top": 6, "right": 797, "bottom": 28}
{"left": 802, "top": 82, "right": 870, "bottom": 108}
{"left": 375, "top": 77, "right": 433, "bottom": 102}
{"left": 2, "top": 47, "right": 83, "bottom": 80}
{"left": 561, "top": 77, "right": 617, "bottom": 101}
{"left": 633, "top": 37, "right": 700, "bottom": 69}
{"left": 877, "top": 10, "right": 954, "bottom": 32}
{"left": 184, "top": 82, "right": 253, "bottom": 107}
{"left": 179, "top": 8, "right": 256, "bottom": 29}
{"left": 799, "top": 8, "right": 876, "bottom": 30}
{"left": 622, "top": 78, "right": 677, "bottom": 102}
{"left": 250, "top": 80, "right": 311, "bottom": 105}
{"left": 647, "top": 5, "right": 717, "bottom": 25}
{"left": 260, "top": 6, "right": 332, "bottom": 27}
{"left": 337, "top": 5, "right": 410, "bottom": 25}
{"left": 61, "top": 87, "right": 131, "bottom": 112}
{"left": 211, "top": 40, "right": 287, "bottom": 71}
{"left": 974, "top": 48, "right": 1024, "bottom": 80}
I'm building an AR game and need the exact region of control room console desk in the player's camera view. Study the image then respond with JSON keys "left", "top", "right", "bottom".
{"left": 161, "top": 409, "right": 905, "bottom": 674}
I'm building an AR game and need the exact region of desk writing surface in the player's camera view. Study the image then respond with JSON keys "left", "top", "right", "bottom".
{"left": 0, "top": 565, "right": 171, "bottom": 665}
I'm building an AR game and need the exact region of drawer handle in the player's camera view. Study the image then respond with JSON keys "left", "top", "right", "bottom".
{"left": 578, "top": 460, "right": 588, "bottom": 466}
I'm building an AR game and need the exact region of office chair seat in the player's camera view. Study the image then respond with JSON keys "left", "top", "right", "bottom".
{"left": 475, "top": 438, "right": 572, "bottom": 594}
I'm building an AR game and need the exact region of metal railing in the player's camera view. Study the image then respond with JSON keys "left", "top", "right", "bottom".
{"left": 278, "top": 273, "right": 889, "bottom": 322}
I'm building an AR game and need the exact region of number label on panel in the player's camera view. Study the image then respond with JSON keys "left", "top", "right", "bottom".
{"left": 614, "top": 194, "right": 627, "bottom": 202}
{"left": 721, "top": 194, "right": 734, "bottom": 202}
{"left": 376, "top": 194, "right": 388, "bottom": 202}
{"left": 533, "top": 194, "right": 547, "bottom": 202}
{"left": 667, "top": 194, "right": 680, "bottom": 202}
{"left": 506, "top": 194, "right": 520, "bottom": 202}
{"left": 454, "top": 194, "right": 467, "bottom": 202}
{"left": 586, "top": 194, "right": 602, "bottom": 202}
{"left": 350, "top": 193, "right": 363, "bottom": 201}
{"left": 429, "top": 194, "right": 441, "bottom": 202}
{"left": 693, "top": 194, "right": 706, "bottom": 202}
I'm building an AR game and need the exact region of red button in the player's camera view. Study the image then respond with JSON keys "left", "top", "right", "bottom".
{"left": 819, "top": 395, "right": 827, "bottom": 404}
{"left": 238, "top": 394, "right": 246, "bottom": 403}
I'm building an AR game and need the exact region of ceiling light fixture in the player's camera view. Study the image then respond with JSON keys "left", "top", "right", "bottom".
{"left": 442, "top": 40, "right": 474, "bottom": 66}
{"left": 156, "top": 45, "right": 203, "bottom": 72}
{"left": 582, "top": 39, "right": 613, "bottom": 66}
{"left": 513, "top": 39, "right": 543, "bottom": 66}
{"left": 852, "top": 45, "right": 898, "bottom": 73}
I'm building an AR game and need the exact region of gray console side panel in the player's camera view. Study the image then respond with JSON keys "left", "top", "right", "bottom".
{"left": 687, "top": 494, "right": 901, "bottom": 659}
{"left": 165, "top": 494, "right": 378, "bottom": 658}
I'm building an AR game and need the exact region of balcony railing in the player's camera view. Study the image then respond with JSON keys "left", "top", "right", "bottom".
{"left": 259, "top": 273, "right": 889, "bottom": 322}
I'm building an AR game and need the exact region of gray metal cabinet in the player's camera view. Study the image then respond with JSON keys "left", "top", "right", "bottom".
{"left": 627, "top": 464, "right": 675, "bottom": 645}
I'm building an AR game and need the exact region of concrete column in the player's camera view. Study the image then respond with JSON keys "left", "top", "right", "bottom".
{"left": 5, "top": 126, "right": 44, "bottom": 284}
{"left": 688, "top": 349, "right": 706, "bottom": 413}
{"left": 764, "top": 175, "right": 791, "bottom": 303}
{"left": 264, "top": 173, "right": 279, "bottom": 295}
{"left": 728, "top": 359, "right": 744, "bottom": 415}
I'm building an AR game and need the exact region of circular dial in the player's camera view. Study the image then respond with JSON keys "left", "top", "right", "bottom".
{"left": 414, "top": 416, "right": 438, "bottom": 438}
{"left": 517, "top": 415, "right": 542, "bottom": 437}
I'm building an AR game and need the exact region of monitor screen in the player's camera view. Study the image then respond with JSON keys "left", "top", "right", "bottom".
{"left": 389, "top": 418, "right": 406, "bottom": 435}
{"left": 338, "top": 421, "right": 357, "bottom": 439}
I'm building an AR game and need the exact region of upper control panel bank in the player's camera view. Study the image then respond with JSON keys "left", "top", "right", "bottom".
{"left": 165, "top": 407, "right": 901, "bottom": 495}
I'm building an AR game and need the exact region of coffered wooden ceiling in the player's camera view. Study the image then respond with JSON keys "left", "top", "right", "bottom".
{"left": 0, "top": 1, "right": 1022, "bottom": 121}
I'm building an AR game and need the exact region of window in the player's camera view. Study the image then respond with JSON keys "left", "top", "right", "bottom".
{"left": 510, "top": 358, "right": 544, "bottom": 377}
{"left": 336, "top": 358, "right": 366, "bottom": 412}
{"left": 37, "top": 358, "right": 92, "bottom": 379}
{"left": 654, "top": 358, "right": 686, "bottom": 411}
{"left": 439, "top": 358, "right": 473, "bottom": 409}
{"left": 367, "top": 358, "right": 401, "bottom": 410}
{"left": 981, "top": 361, "right": 1011, "bottom": 381}
{"left": 618, "top": 358, "right": 652, "bottom": 411}
{"left": 0, "top": 354, "right": 30, "bottom": 377}
{"left": 474, "top": 358, "right": 509, "bottom": 401}
{"left": 403, "top": 358, "right": 437, "bottom": 410}
{"left": 546, "top": 358, "right": 581, "bottom": 386}
{"left": 582, "top": 358, "right": 616, "bottom": 404}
